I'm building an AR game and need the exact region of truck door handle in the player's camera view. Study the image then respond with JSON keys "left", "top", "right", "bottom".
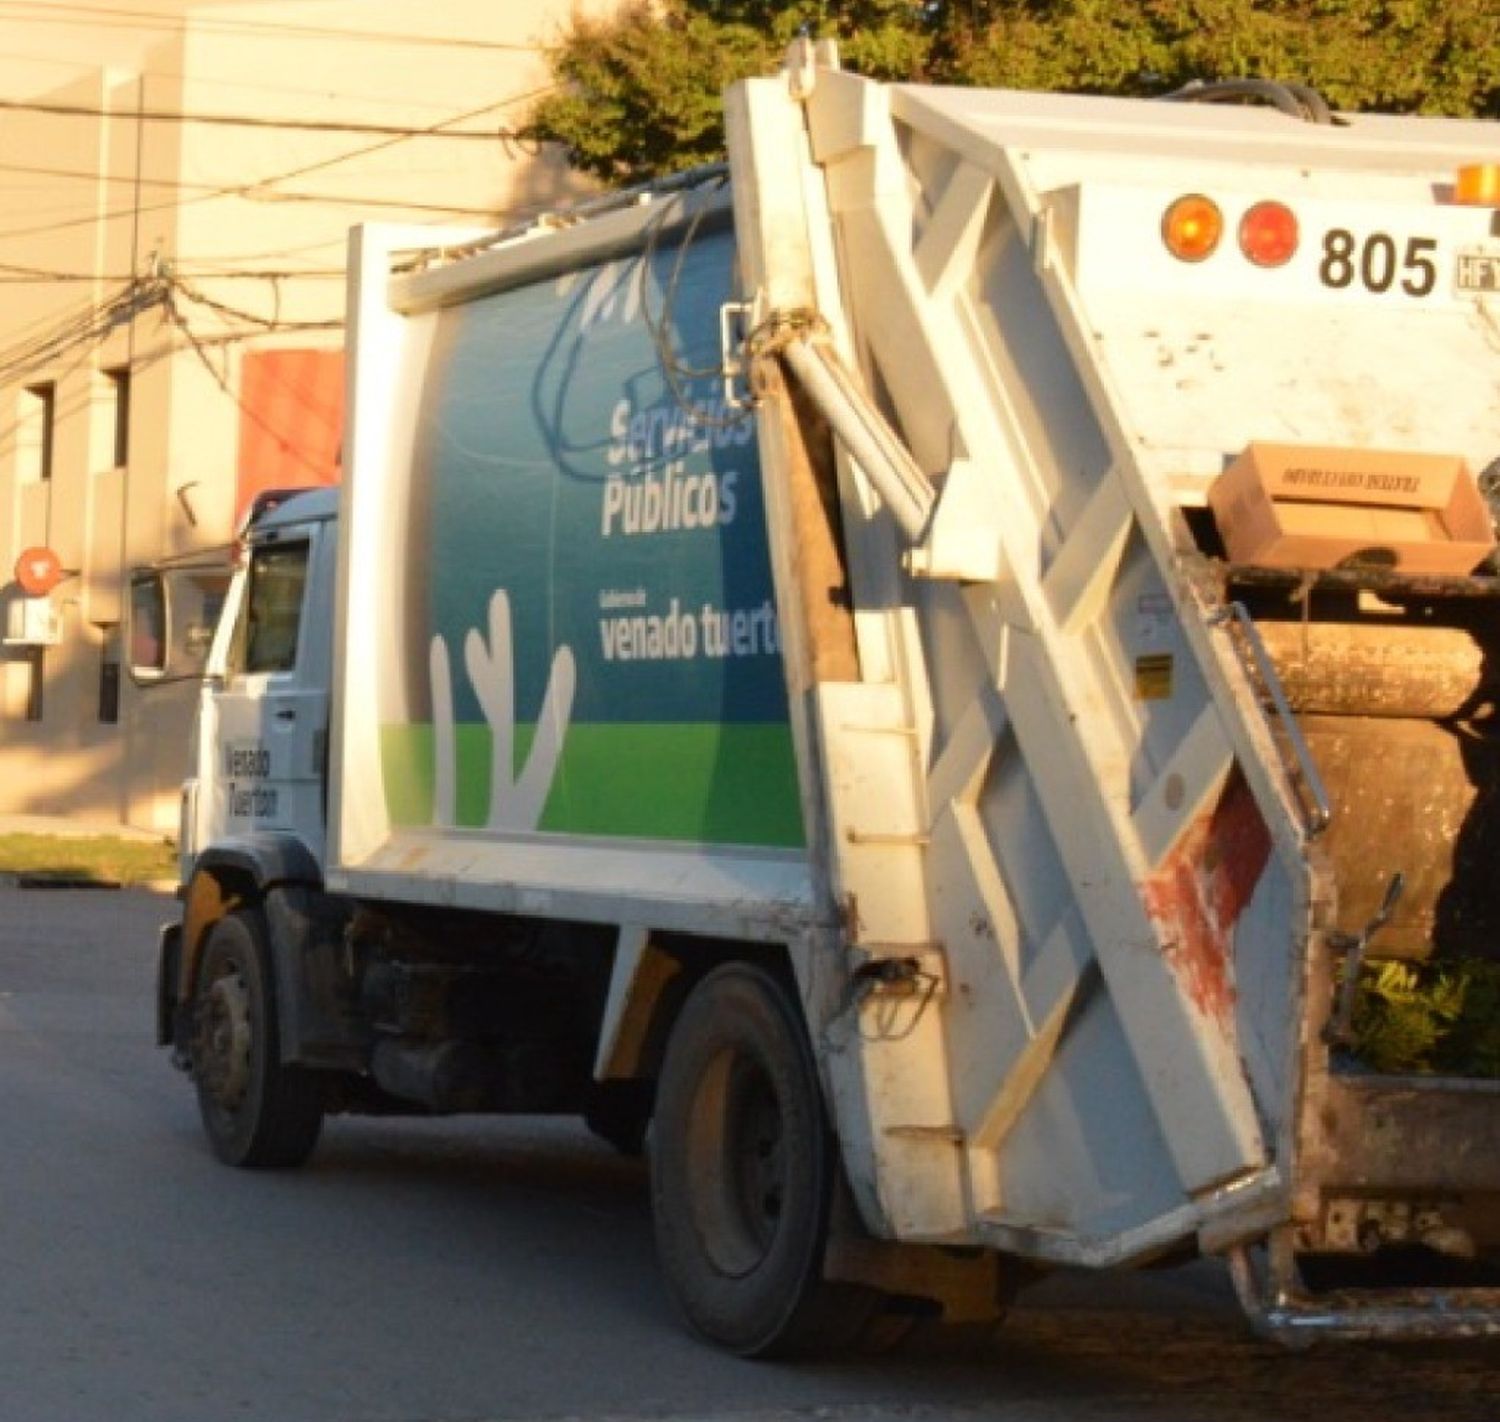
{"left": 274, "top": 708, "right": 297, "bottom": 722}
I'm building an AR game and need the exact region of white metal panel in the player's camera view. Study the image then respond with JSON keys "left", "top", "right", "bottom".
{"left": 328, "top": 833, "right": 813, "bottom": 943}
{"left": 1070, "top": 186, "right": 1500, "bottom": 498}
{"left": 804, "top": 68, "right": 1275, "bottom": 1203}
{"left": 333, "top": 224, "right": 463, "bottom": 872}
{"left": 888, "top": 84, "right": 1500, "bottom": 175}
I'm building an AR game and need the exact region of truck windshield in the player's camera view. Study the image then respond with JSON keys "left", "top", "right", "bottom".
{"left": 230, "top": 541, "right": 310, "bottom": 676}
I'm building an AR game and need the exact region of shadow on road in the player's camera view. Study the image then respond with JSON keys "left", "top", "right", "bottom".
{"left": 263, "top": 1116, "right": 1498, "bottom": 1422}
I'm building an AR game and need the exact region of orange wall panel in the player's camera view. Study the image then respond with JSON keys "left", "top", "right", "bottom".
{"left": 235, "top": 348, "right": 344, "bottom": 521}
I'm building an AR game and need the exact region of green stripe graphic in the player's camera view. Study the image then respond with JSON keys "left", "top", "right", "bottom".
{"left": 381, "top": 722, "right": 805, "bottom": 848}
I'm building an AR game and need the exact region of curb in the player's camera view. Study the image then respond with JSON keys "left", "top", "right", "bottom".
{"left": 7, "top": 874, "right": 121, "bottom": 891}
{"left": 0, "top": 874, "right": 179, "bottom": 893}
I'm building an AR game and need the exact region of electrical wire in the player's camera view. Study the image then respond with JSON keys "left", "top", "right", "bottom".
{"left": 170, "top": 275, "right": 340, "bottom": 333}
{"left": 636, "top": 169, "right": 755, "bottom": 432}
{"left": 227, "top": 188, "right": 519, "bottom": 218}
{"left": 0, "top": 277, "right": 164, "bottom": 388}
{"left": 0, "top": 286, "right": 129, "bottom": 350}
{"left": 0, "top": 85, "right": 556, "bottom": 242}
{"left": 0, "top": 157, "right": 255, "bottom": 196}
{"left": 0, "top": 275, "right": 337, "bottom": 461}
{"left": 0, "top": 171, "right": 749, "bottom": 475}
{"left": 0, "top": 263, "right": 344, "bottom": 397}
{"left": 161, "top": 288, "right": 335, "bottom": 481}
{"left": 0, "top": 95, "right": 507, "bottom": 138}
{"left": 0, "top": 260, "right": 342, "bottom": 284}
{"left": 172, "top": 234, "right": 348, "bottom": 266}
{"left": 0, "top": 177, "right": 616, "bottom": 285}
{"left": 0, "top": 50, "right": 494, "bottom": 116}
{"left": 0, "top": 2, "right": 544, "bottom": 52}
{"left": 0, "top": 162, "right": 517, "bottom": 227}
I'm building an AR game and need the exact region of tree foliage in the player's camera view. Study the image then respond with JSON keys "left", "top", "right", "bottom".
{"left": 526, "top": 0, "right": 1499, "bottom": 182}
{"left": 1350, "top": 958, "right": 1500, "bottom": 1078}
{"left": 525, "top": 2, "right": 932, "bottom": 182}
{"left": 943, "top": 1, "right": 1500, "bottom": 117}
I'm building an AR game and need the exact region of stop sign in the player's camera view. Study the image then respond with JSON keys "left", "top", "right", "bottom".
{"left": 14, "top": 546, "right": 63, "bottom": 597}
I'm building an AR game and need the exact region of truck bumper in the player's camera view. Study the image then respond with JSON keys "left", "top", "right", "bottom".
{"left": 1230, "top": 1248, "right": 1500, "bottom": 1343}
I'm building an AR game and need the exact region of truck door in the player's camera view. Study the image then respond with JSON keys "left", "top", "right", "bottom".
{"left": 206, "top": 520, "right": 332, "bottom": 862}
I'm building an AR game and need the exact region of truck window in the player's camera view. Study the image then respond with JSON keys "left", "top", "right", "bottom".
{"left": 229, "top": 541, "right": 310, "bottom": 676}
{"left": 128, "top": 565, "right": 232, "bottom": 684}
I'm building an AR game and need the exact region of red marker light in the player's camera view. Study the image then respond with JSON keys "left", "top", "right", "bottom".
{"left": 1163, "top": 194, "right": 1223, "bottom": 263}
{"left": 1239, "top": 200, "right": 1299, "bottom": 267}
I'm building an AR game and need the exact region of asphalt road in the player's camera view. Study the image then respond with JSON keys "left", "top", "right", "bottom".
{"left": 0, "top": 886, "right": 1494, "bottom": 1422}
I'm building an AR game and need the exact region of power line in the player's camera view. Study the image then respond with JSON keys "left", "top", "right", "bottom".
{"left": 0, "top": 276, "right": 163, "bottom": 387}
{"left": 0, "top": 272, "right": 346, "bottom": 455}
{"left": 0, "top": 95, "right": 506, "bottom": 138}
{"left": 0, "top": 280, "right": 136, "bottom": 354}
{"left": 0, "top": 260, "right": 343, "bottom": 283}
{"left": 0, "top": 156, "right": 523, "bottom": 223}
{"left": 173, "top": 235, "right": 352, "bottom": 267}
{"left": 0, "top": 48, "right": 486, "bottom": 116}
{"left": 232, "top": 188, "right": 516, "bottom": 218}
{"left": 0, "top": 2, "right": 543, "bottom": 52}
{"left": 162, "top": 291, "right": 335, "bottom": 481}
{"left": 171, "top": 276, "right": 341, "bottom": 333}
{"left": 0, "top": 157, "right": 239, "bottom": 194}
{"left": 0, "top": 85, "right": 555, "bottom": 242}
{"left": 0, "top": 269, "right": 345, "bottom": 407}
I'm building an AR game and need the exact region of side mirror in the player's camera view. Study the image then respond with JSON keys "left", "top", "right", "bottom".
{"left": 128, "top": 565, "right": 232, "bottom": 685}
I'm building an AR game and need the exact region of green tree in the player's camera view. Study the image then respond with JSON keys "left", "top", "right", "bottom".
{"left": 525, "top": 0, "right": 933, "bottom": 181}
{"left": 526, "top": 0, "right": 1499, "bottom": 182}
{"left": 942, "top": 1, "right": 1500, "bottom": 116}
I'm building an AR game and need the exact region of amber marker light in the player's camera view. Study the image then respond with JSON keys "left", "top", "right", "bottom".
{"left": 1455, "top": 164, "right": 1500, "bottom": 207}
{"left": 1162, "top": 194, "right": 1223, "bottom": 262}
{"left": 1239, "top": 200, "right": 1299, "bottom": 267}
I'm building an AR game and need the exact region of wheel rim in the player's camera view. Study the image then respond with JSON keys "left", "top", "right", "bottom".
{"left": 198, "top": 967, "right": 253, "bottom": 1111}
{"left": 686, "top": 1045, "right": 788, "bottom": 1278}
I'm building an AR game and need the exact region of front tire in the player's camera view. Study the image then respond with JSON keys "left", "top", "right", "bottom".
{"left": 192, "top": 908, "right": 323, "bottom": 1168}
{"left": 650, "top": 963, "right": 869, "bottom": 1356}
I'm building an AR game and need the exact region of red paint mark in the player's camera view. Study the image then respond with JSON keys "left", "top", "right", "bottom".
{"left": 235, "top": 348, "right": 344, "bottom": 523}
{"left": 1141, "top": 772, "right": 1272, "bottom": 1021}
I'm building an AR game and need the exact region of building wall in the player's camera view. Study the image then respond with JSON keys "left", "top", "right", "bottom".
{"left": 0, "top": 0, "right": 610, "bottom": 831}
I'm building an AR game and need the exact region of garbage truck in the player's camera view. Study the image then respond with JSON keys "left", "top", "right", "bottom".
{"left": 152, "top": 43, "right": 1500, "bottom": 1352}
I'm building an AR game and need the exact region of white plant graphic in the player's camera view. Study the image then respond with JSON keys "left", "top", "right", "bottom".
{"left": 428, "top": 589, "right": 576, "bottom": 830}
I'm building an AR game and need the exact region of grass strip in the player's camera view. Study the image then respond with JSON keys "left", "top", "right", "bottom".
{"left": 0, "top": 834, "right": 177, "bottom": 887}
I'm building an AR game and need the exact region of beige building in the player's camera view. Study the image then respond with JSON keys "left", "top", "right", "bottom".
{"left": 0, "top": 0, "right": 610, "bottom": 832}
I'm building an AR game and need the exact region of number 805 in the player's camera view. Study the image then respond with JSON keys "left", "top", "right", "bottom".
{"left": 1319, "top": 228, "right": 1438, "bottom": 297}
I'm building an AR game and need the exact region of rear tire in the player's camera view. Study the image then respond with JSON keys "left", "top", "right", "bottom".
{"left": 192, "top": 908, "right": 324, "bottom": 1168}
{"left": 650, "top": 962, "right": 872, "bottom": 1356}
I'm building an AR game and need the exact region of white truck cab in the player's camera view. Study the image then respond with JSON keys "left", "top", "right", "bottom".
{"left": 179, "top": 488, "right": 338, "bottom": 878}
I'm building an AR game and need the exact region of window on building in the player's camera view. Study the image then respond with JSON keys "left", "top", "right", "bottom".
{"left": 228, "top": 541, "right": 309, "bottom": 676}
{"left": 105, "top": 366, "right": 131, "bottom": 468}
{"left": 99, "top": 630, "right": 121, "bottom": 724}
{"left": 99, "top": 658, "right": 121, "bottom": 724}
{"left": 24, "top": 648, "right": 44, "bottom": 722}
{"left": 18, "top": 383, "right": 56, "bottom": 483}
{"left": 128, "top": 574, "right": 167, "bottom": 678}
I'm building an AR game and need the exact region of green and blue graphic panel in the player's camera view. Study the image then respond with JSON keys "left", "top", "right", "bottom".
{"left": 381, "top": 225, "right": 804, "bottom": 848}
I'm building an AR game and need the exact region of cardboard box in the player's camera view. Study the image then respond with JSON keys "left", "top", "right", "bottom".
{"left": 1208, "top": 443, "right": 1497, "bottom": 575}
